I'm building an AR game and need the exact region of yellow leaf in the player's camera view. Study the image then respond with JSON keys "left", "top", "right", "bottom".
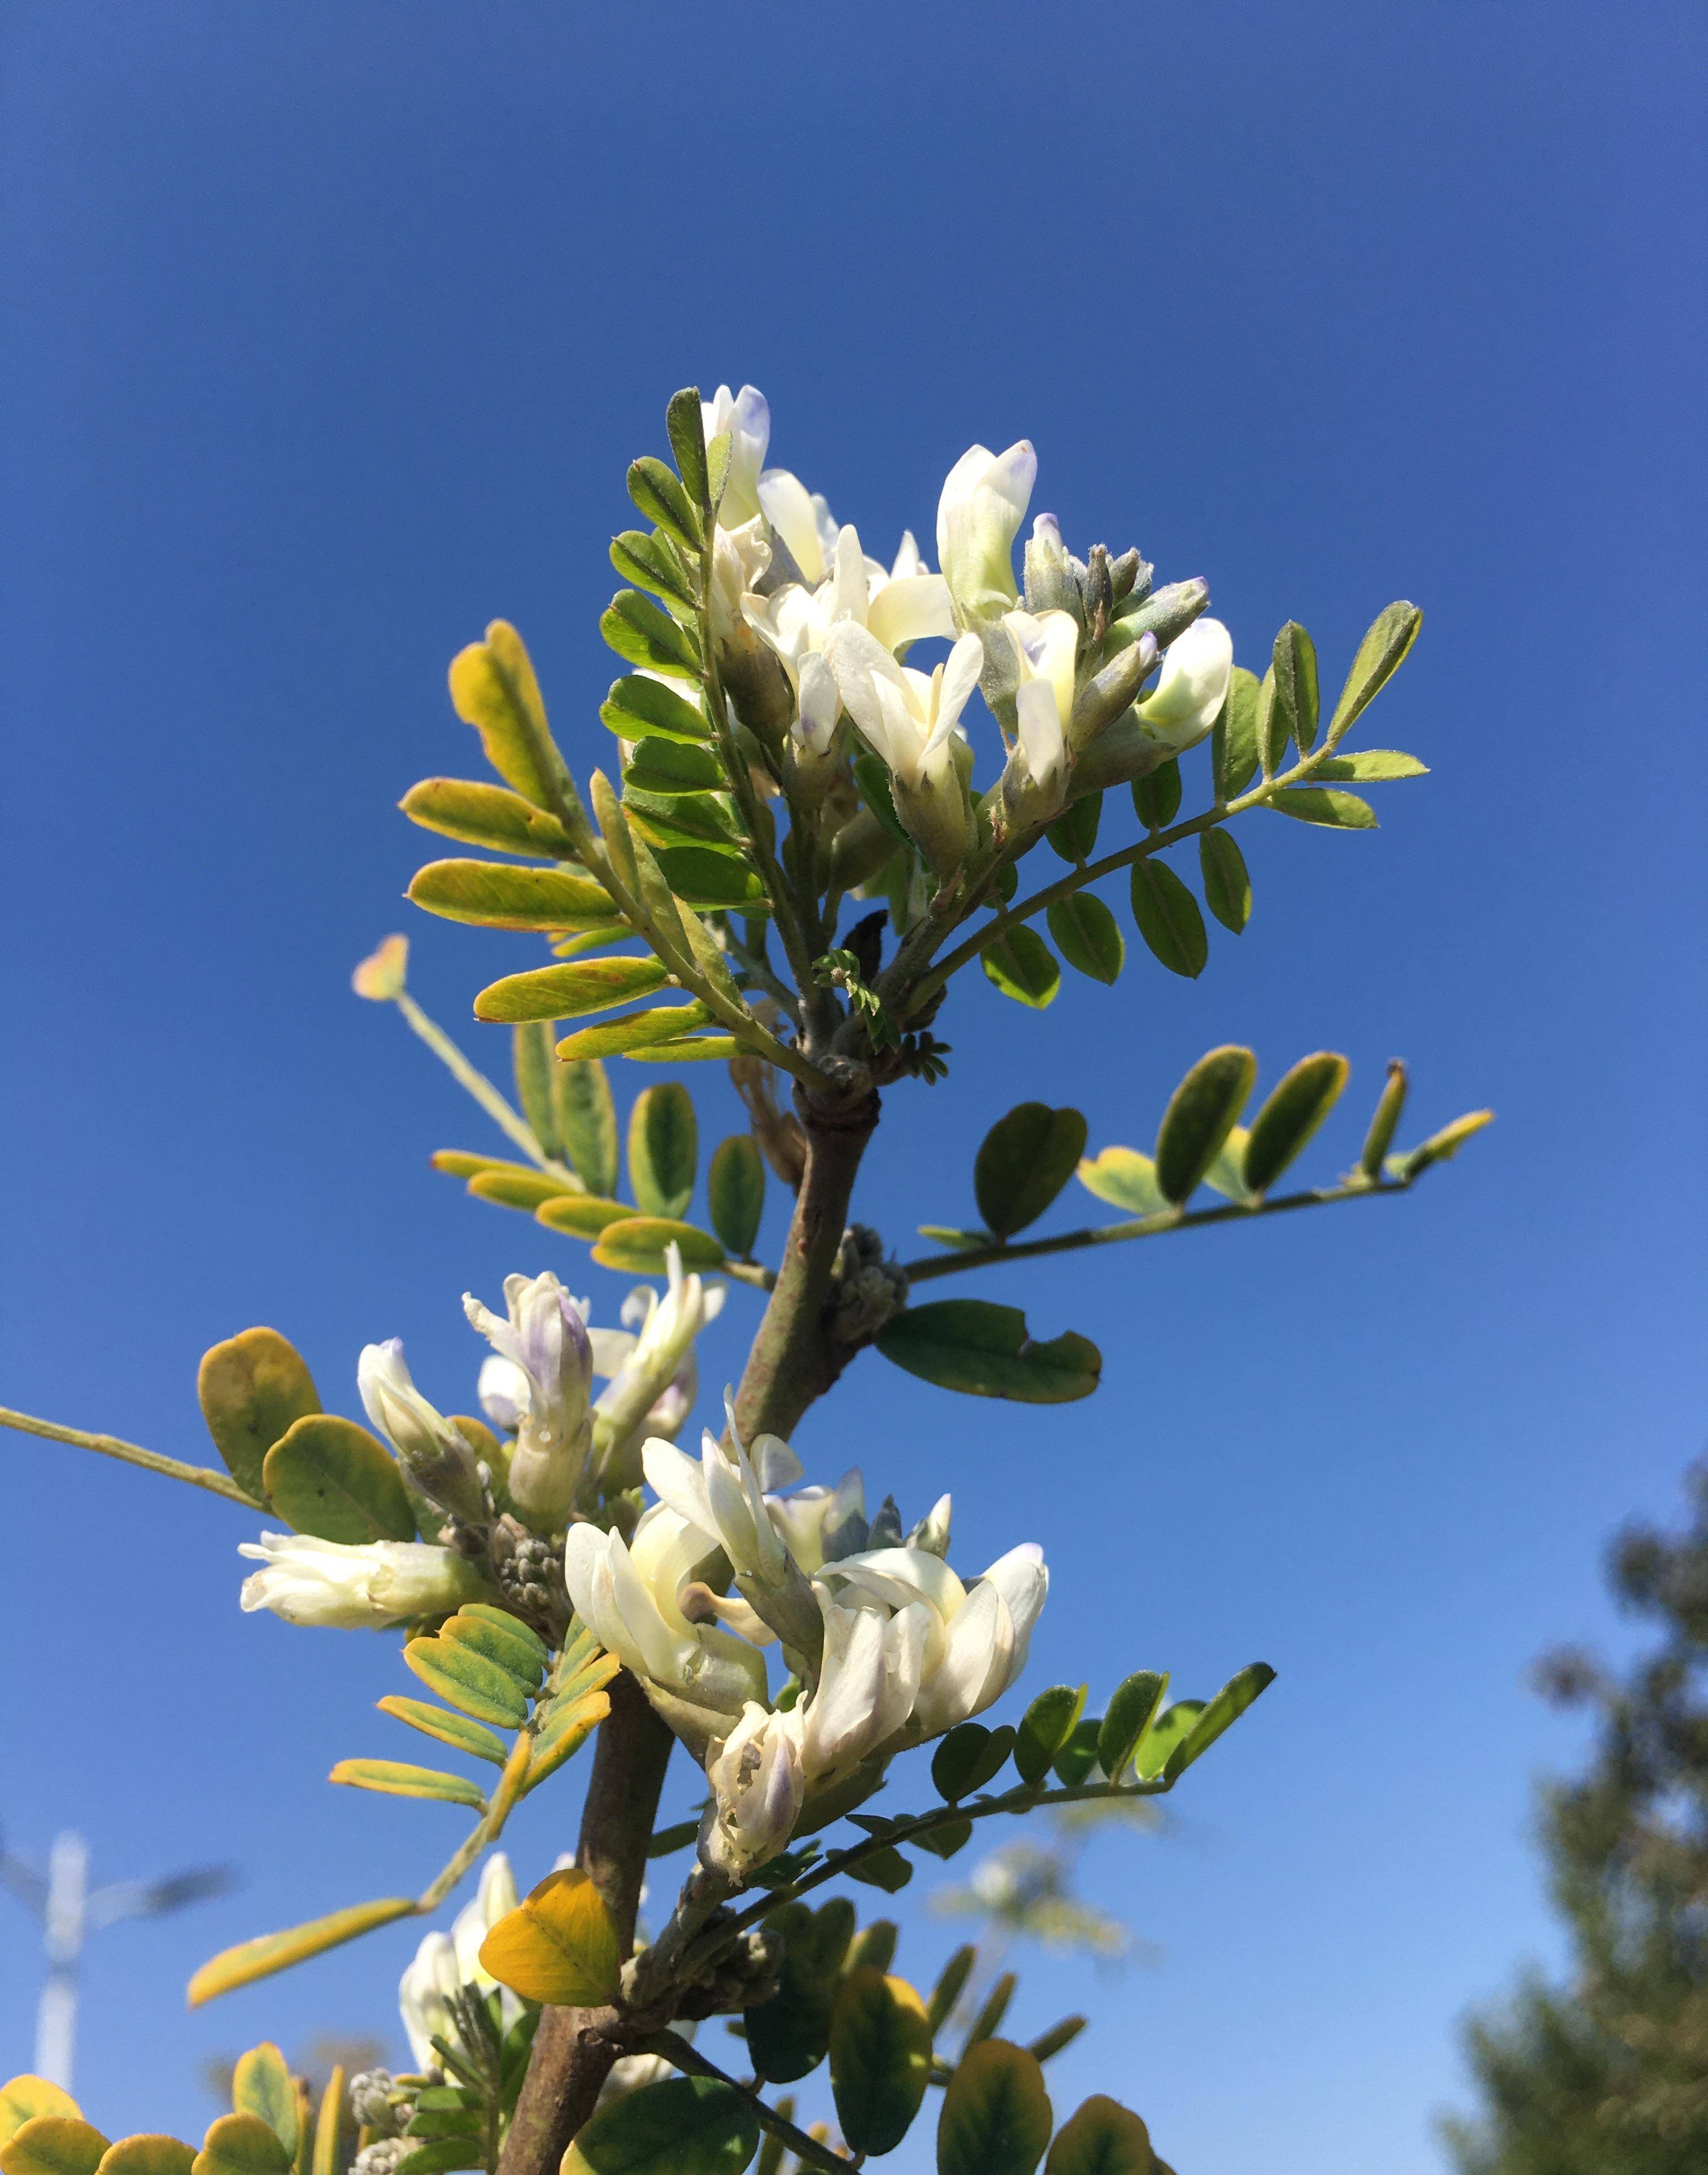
{"left": 96, "top": 2139, "right": 197, "bottom": 2175}
{"left": 1, "top": 2089, "right": 81, "bottom": 2155}
{"left": 0, "top": 2119, "right": 110, "bottom": 2175}
{"left": 188, "top": 1898, "right": 417, "bottom": 2008}
{"left": 190, "top": 2117, "right": 290, "bottom": 2175}
{"left": 477, "top": 1868, "right": 620, "bottom": 2006}
{"left": 351, "top": 934, "right": 409, "bottom": 1001}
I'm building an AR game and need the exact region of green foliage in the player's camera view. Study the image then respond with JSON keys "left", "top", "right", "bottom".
{"left": 974, "top": 1105, "right": 1087, "bottom": 1238}
{"left": 876, "top": 1302, "right": 1101, "bottom": 1403}
{"left": 1127, "top": 861, "right": 1206, "bottom": 978}
{"left": 1240, "top": 1053, "right": 1348, "bottom": 1194}
{"left": 1045, "top": 893, "right": 1124, "bottom": 983}
{"left": 628, "top": 1083, "right": 697, "bottom": 1219}
{"left": 555, "top": 1060, "right": 619, "bottom": 1196}
{"left": 564, "top": 2082, "right": 754, "bottom": 2175}
{"left": 198, "top": 1328, "right": 321, "bottom": 1501}
{"left": 937, "top": 2042, "right": 1053, "bottom": 2175}
{"left": 1154, "top": 1046, "right": 1256, "bottom": 1206}
{"left": 708, "top": 1135, "right": 765, "bottom": 1257}
{"left": 262, "top": 1416, "right": 416, "bottom": 1545}
{"left": 829, "top": 1971, "right": 933, "bottom": 2155}
{"left": 981, "top": 927, "right": 1061, "bottom": 1008}
{"left": 408, "top": 863, "right": 615, "bottom": 934}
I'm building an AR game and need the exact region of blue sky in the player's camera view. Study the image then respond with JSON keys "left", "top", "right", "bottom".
{"left": 3, "top": 5, "right": 1704, "bottom": 2170}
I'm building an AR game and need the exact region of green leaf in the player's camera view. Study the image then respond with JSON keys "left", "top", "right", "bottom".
{"left": 974, "top": 1104, "right": 1088, "bottom": 1238}
{"left": 476, "top": 957, "right": 668, "bottom": 1026}
{"left": 626, "top": 456, "right": 701, "bottom": 556}
{"left": 599, "top": 591, "right": 702, "bottom": 681}
{"left": 1130, "top": 759, "right": 1180, "bottom": 831}
{"left": 1074, "top": 1149, "right": 1167, "bottom": 1218}
{"left": 262, "top": 1416, "right": 415, "bottom": 1544}
{"left": 1265, "top": 787, "right": 1377, "bottom": 829}
{"left": 844, "top": 1921, "right": 899, "bottom": 1976}
{"left": 1015, "top": 1684, "right": 1087, "bottom": 1785}
{"left": 555, "top": 1060, "right": 619, "bottom": 1196}
{"left": 1387, "top": 1107, "right": 1494, "bottom": 1180}
{"left": 912, "top": 1818, "right": 974, "bottom": 1860}
{"left": 936, "top": 2041, "right": 1053, "bottom": 2175}
{"left": 1045, "top": 895, "right": 1123, "bottom": 984}
{"left": 326, "top": 1761, "right": 485, "bottom": 1810}
{"left": 600, "top": 674, "right": 713, "bottom": 746}
{"left": 1097, "top": 1672, "right": 1169, "bottom": 1782}
{"left": 467, "top": 1168, "right": 579, "bottom": 1214}
{"left": 628, "top": 1083, "right": 698, "bottom": 1220}
{"left": 563, "top": 2079, "right": 757, "bottom": 2175}
{"left": 535, "top": 1195, "right": 634, "bottom": 1239}
{"left": 1257, "top": 662, "right": 1284, "bottom": 777}
{"left": 981, "top": 927, "right": 1060, "bottom": 1008}
{"left": 708, "top": 1135, "right": 765, "bottom": 1258}
{"left": 927, "top": 1946, "right": 977, "bottom": 2034}
{"left": 1044, "top": 793, "right": 1101, "bottom": 864}
{"left": 846, "top": 1849, "right": 913, "bottom": 1893}
{"left": 1025, "top": 2018, "right": 1087, "bottom": 2066}
{"left": 376, "top": 1696, "right": 508, "bottom": 1767}
{"left": 1, "top": 2120, "right": 110, "bottom": 2175}
{"left": 404, "top": 1631, "right": 530, "bottom": 1729}
{"left": 915, "top": 1226, "right": 991, "bottom": 1252}
{"left": 1241, "top": 1052, "right": 1349, "bottom": 1193}
{"left": 479, "top": 1868, "right": 620, "bottom": 2006}
{"left": 654, "top": 846, "right": 769, "bottom": 911}
{"left": 191, "top": 2120, "right": 290, "bottom": 2175}
{"left": 447, "top": 622, "right": 556, "bottom": 810}
{"left": 1308, "top": 748, "right": 1428, "bottom": 781}
{"left": 962, "top": 1973, "right": 1016, "bottom": 2050}
{"left": 408, "top": 861, "right": 613, "bottom": 934}
{"left": 876, "top": 1301, "right": 1101, "bottom": 1403}
{"left": 1328, "top": 601, "right": 1422, "bottom": 744}
{"left": 1211, "top": 666, "right": 1261, "bottom": 800}
{"left": 393, "top": 2146, "right": 482, "bottom": 2175}
{"left": 622, "top": 738, "right": 726, "bottom": 796}
{"left": 448, "top": 1603, "right": 549, "bottom": 1685}
{"left": 931, "top": 1723, "right": 1017, "bottom": 1801}
{"left": 852, "top": 753, "right": 913, "bottom": 852}
{"left": 1359, "top": 1061, "right": 1409, "bottom": 1179}
{"left": 555, "top": 1005, "right": 713, "bottom": 1062}
{"left": 745, "top": 1899, "right": 855, "bottom": 2085}
{"left": 665, "top": 387, "right": 711, "bottom": 512}
{"left": 1051, "top": 1717, "right": 1104, "bottom": 1786}
{"left": 624, "top": 790, "right": 743, "bottom": 856}
{"left": 188, "top": 1899, "right": 418, "bottom": 2008}
{"left": 1154, "top": 1045, "right": 1257, "bottom": 1205}
{"left": 1128, "top": 862, "right": 1207, "bottom": 978}
{"left": 1044, "top": 2095, "right": 1156, "bottom": 2175}
{"left": 626, "top": 1037, "right": 743, "bottom": 1064}
{"left": 609, "top": 530, "right": 697, "bottom": 615}
{"left": 232, "top": 2047, "right": 297, "bottom": 2153}
{"left": 590, "top": 1218, "right": 726, "bottom": 1274}
{"left": 830, "top": 1971, "right": 933, "bottom": 2157}
{"left": 1197, "top": 830, "right": 1250, "bottom": 934}
{"left": 399, "top": 779, "right": 577, "bottom": 861}
{"left": 1271, "top": 621, "right": 1320, "bottom": 755}
{"left": 1161, "top": 1662, "right": 1277, "bottom": 1781}
{"left": 198, "top": 1328, "right": 321, "bottom": 1501}
{"left": 511, "top": 1023, "right": 563, "bottom": 1160}
{"left": 1131, "top": 1701, "right": 1205, "bottom": 1781}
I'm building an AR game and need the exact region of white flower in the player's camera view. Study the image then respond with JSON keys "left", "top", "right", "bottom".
{"left": 798, "top": 1584, "right": 930, "bottom": 1784}
{"left": 824, "top": 622, "right": 984, "bottom": 874}
{"left": 700, "top": 1700, "right": 807, "bottom": 1879}
{"left": 756, "top": 467, "right": 841, "bottom": 586}
{"left": 1135, "top": 618, "right": 1234, "bottom": 753}
{"left": 640, "top": 1415, "right": 799, "bottom": 1590}
{"left": 764, "top": 1467, "right": 866, "bottom": 1575}
{"left": 591, "top": 1244, "right": 725, "bottom": 1477}
{"left": 358, "top": 1339, "right": 485, "bottom": 1523}
{"left": 464, "top": 1272, "right": 594, "bottom": 1531}
{"left": 702, "top": 383, "right": 770, "bottom": 526}
{"left": 562, "top": 1516, "right": 767, "bottom": 1735}
{"left": 818, "top": 1540, "right": 1048, "bottom": 1739}
{"left": 451, "top": 1851, "right": 520, "bottom": 1991}
{"left": 999, "top": 608, "right": 1079, "bottom": 824}
{"left": 937, "top": 441, "right": 1037, "bottom": 622}
{"left": 238, "top": 1532, "right": 487, "bottom": 1629}
{"left": 398, "top": 1930, "right": 460, "bottom": 2072}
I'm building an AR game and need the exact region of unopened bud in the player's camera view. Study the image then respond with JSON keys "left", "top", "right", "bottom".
{"left": 1068, "top": 634, "right": 1158, "bottom": 752}
{"left": 359, "top": 1341, "right": 487, "bottom": 1524}
{"left": 1108, "top": 576, "right": 1210, "bottom": 654}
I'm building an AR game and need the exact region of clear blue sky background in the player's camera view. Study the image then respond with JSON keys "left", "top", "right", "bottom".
{"left": 3, "top": 6, "right": 1704, "bottom": 2170}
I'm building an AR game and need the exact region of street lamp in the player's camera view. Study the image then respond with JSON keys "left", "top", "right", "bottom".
{"left": 2, "top": 1830, "right": 234, "bottom": 2092}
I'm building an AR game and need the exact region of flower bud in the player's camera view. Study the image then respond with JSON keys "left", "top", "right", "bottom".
{"left": 1068, "top": 633, "right": 1158, "bottom": 752}
{"left": 398, "top": 1930, "right": 461, "bottom": 2072}
{"left": 359, "top": 1340, "right": 487, "bottom": 1525}
{"left": 1106, "top": 576, "right": 1210, "bottom": 655}
{"left": 591, "top": 1244, "right": 725, "bottom": 1479}
{"left": 700, "top": 1701, "right": 807, "bottom": 1881}
{"left": 936, "top": 441, "right": 1036, "bottom": 624}
{"left": 238, "top": 1532, "right": 489, "bottom": 1629}
{"left": 464, "top": 1273, "right": 595, "bottom": 1533}
{"left": 1021, "top": 513, "right": 1085, "bottom": 622}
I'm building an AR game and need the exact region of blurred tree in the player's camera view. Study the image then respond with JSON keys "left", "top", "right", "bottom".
{"left": 1445, "top": 1462, "right": 1708, "bottom": 2174}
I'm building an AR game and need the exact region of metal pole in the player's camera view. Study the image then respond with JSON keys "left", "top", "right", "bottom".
{"left": 36, "top": 1831, "right": 88, "bottom": 2091}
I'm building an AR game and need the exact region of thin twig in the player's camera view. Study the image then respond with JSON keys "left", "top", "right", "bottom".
{"left": 0, "top": 1407, "right": 261, "bottom": 1507}
{"left": 637, "top": 2031, "right": 849, "bottom": 2173}
{"left": 394, "top": 991, "right": 561, "bottom": 1171}
{"left": 898, "top": 1175, "right": 1410, "bottom": 1283}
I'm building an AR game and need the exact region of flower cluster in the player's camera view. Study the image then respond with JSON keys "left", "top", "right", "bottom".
{"left": 565, "top": 1409, "right": 1047, "bottom": 1884}
{"left": 700, "top": 381, "right": 1234, "bottom": 883}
